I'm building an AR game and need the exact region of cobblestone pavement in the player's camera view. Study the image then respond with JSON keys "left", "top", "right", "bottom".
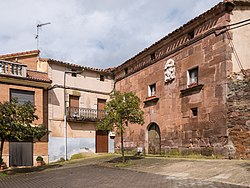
{"left": 0, "top": 164, "right": 246, "bottom": 188}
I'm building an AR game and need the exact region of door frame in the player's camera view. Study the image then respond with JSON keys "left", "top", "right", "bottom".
{"left": 96, "top": 130, "right": 108, "bottom": 153}
{"left": 146, "top": 122, "right": 161, "bottom": 154}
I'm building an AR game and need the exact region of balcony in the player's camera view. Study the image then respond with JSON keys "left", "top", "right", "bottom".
{"left": 0, "top": 60, "right": 27, "bottom": 77}
{"left": 67, "top": 107, "right": 105, "bottom": 122}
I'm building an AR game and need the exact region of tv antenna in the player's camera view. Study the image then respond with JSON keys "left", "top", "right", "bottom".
{"left": 35, "top": 22, "right": 51, "bottom": 50}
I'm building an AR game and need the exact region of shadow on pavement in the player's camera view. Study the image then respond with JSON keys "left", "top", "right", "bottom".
{"left": 3, "top": 164, "right": 62, "bottom": 175}
{"left": 238, "top": 162, "right": 250, "bottom": 172}
{"left": 107, "top": 155, "right": 144, "bottom": 163}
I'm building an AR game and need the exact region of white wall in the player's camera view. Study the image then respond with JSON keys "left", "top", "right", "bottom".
{"left": 231, "top": 7, "right": 250, "bottom": 72}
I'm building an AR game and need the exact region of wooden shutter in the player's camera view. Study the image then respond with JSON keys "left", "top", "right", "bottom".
{"left": 69, "top": 95, "right": 79, "bottom": 108}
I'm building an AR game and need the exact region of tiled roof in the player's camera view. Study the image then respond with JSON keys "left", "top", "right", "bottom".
{"left": 45, "top": 58, "right": 114, "bottom": 73}
{"left": 0, "top": 50, "right": 40, "bottom": 59}
{"left": 27, "top": 70, "right": 51, "bottom": 83}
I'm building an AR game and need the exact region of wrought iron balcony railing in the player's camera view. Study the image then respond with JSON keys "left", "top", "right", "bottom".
{"left": 67, "top": 107, "right": 105, "bottom": 122}
{"left": 0, "top": 60, "right": 27, "bottom": 77}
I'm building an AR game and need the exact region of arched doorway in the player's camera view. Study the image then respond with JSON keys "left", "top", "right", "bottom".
{"left": 148, "top": 123, "right": 161, "bottom": 154}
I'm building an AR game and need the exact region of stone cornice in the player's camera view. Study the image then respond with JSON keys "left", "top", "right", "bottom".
{"left": 114, "top": 2, "right": 235, "bottom": 81}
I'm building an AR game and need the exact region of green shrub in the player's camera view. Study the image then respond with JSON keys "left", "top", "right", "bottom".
{"left": 59, "top": 157, "right": 65, "bottom": 162}
{"left": 36, "top": 156, "right": 43, "bottom": 161}
{"left": 201, "top": 147, "right": 213, "bottom": 156}
{"left": 70, "top": 153, "right": 84, "bottom": 160}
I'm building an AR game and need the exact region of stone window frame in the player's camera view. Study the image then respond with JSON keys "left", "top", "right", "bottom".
{"left": 187, "top": 66, "right": 199, "bottom": 88}
{"left": 148, "top": 83, "right": 156, "bottom": 97}
{"left": 191, "top": 107, "right": 198, "bottom": 117}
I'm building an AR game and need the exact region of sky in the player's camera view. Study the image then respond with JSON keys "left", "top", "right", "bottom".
{"left": 0, "top": 0, "right": 220, "bottom": 68}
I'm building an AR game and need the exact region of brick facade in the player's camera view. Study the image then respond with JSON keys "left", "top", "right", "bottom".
{"left": 0, "top": 51, "right": 50, "bottom": 166}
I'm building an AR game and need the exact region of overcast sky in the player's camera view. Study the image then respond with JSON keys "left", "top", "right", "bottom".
{"left": 0, "top": 0, "right": 220, "bottom": 68}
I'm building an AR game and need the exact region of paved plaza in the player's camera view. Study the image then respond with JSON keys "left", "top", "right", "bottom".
{"left": 0, "top": 164, "right": 244, "bottom": 188}
{"left": 0, "top": 155, "right": 249, "bottom": 188}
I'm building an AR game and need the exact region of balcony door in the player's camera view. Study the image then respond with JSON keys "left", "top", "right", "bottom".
{"left": 97, "top": 99, "right": 106, "bottom": 119}
{"left": 69, "top": 95, "right": 79, "bottom": 118}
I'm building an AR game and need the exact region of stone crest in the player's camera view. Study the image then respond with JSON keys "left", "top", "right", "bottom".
{"left": 164, "top": 59, "right": 175, "bottom": 82}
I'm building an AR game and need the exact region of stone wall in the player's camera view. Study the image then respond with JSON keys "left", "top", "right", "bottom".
{"left": 227, "top": 70, "right": 250, "bottom": 159}
{"left": 114, "top": 12, "right": 232, "bottom": 157}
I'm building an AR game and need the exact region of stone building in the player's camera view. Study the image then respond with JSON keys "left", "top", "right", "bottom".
{"left": 0, "top": 50, "right": 51, "bottom": 166}
{"left": 39, "top": 58, "right": 114, "bottom": 162}
{"left": 113, "top": 0, "right": 250, "bottom": 158}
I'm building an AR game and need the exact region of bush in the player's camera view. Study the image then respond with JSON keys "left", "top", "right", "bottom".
{"left": 36, "top": 156, "right": 43, "bottom": 161}
{"left": 201, "top": 147, "right": 213, "bottom": 156}
{"left": 70, "top": 153, "right": 84, "bottom": 160}
{"left": 0, "top": 158, "right": 3, "bottom": 164}
{"left": 59, "top": 157, "right": 65, "bottom": 162}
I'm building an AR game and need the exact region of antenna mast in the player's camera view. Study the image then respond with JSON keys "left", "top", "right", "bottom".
{"left": 35, "top": 22, "right": 51, "bottom": 50}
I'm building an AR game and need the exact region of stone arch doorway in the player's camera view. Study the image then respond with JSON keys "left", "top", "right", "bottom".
{"left": 148, "top": 123, "right": 161, "bottom": 154}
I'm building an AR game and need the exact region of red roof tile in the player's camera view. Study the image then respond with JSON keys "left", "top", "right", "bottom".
{"left": 27, "top": 70, "right": 51, "bottom": 83}
{"left": 46, "top": 58, "right": 114, "bottom": 73}
{"left": 0, "top": 50, "right": 40, "bottom": 59}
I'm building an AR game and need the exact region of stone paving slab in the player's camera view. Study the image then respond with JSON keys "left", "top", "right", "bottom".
{"left": 0, "top": 155, "right": 249, "bottom": 188}
{"left": 117, "top": 157, "right": 250, "bottom": 187}
{"left": 0, "top": 164, "right": 245, "bottom": 188}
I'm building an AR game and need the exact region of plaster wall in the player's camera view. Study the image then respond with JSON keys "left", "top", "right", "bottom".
{"left": 48, "top": 62, "right": 114, "bottom": 162}
{"left": 231, "top": 7, "right": 250, "bottom": 71}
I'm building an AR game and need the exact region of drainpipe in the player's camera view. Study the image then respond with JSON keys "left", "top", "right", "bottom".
{"left": 63, "top": 69, "right": 83, "bottom": 160}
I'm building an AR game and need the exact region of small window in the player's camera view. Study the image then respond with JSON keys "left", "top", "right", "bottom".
{"left": 71, "top": 69, "right": 77, "bottom": 77}
{"left": 150, "top": 52, "right": 156, "bottom": 61}
{"left": 124, "top": 67, "right": 128, "bottom": 75}
{"left": 148, "top": 83, "right": 156, "bottom": 97}
{"left": 187, "top": 67, "right": 198, "bottom": 87}
{"left": 100, "top": 75, "right": 105, "bottom": 81}
{"left": 191, "top": 108, "right": 198, "bottom": 117}
{"left": 188, "top": 30, "right": 195, "bottom": 40}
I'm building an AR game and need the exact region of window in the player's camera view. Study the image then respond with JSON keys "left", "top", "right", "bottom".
{"left": 148, "top": 83, "right": 156, "bottom": 97}
{"left": 150, "top": 52, "right": 156, "bottom": 61}
{"left": 69, "top": 95, "right": 79, "bottom": 118}
{"left": 191, "top": 108, "right": 198, "bottom": 117}
{"left": 187, "top": 67, "right": 198, "bottom": 87}
{"left": 10, "top": 89, "right": 35, "bottom": 105}
{"left": 71, "top": 69, "right": 77, "bottom": 77}
{"left": 100, "top": 75, "right": 105, "bottom": 81}
{"left": 188, "top": 30, "right": 195, "bottom": 40}
{"left": 124, "top": 67, "right": 128, "bottom": 75}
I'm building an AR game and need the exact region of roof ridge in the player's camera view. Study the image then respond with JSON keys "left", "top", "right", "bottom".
{"left": 47, "top": 58, "right": 115, "bottom": 73}
{"left": 115, "top": 1, "right": 229, "bottom": 70}
{"left": 0, "top": 50, "right": 40, "bottom": 59}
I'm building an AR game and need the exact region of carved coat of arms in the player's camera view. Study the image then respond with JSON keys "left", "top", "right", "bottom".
{"left": 164, "top": 59, "right": 175, "bottom": 82}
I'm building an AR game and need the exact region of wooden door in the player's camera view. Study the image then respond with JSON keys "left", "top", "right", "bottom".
{"left": 96, "top": 130, "right": 108, "bottom": 153}
{"left": 9, "top": 142, "right": 33, "bottom": 166}
{"left": 148, "top": 123, "right": 161, "bottom": 154}
{"left": 97, "top": 99, "right": 106, "bottom": 119}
